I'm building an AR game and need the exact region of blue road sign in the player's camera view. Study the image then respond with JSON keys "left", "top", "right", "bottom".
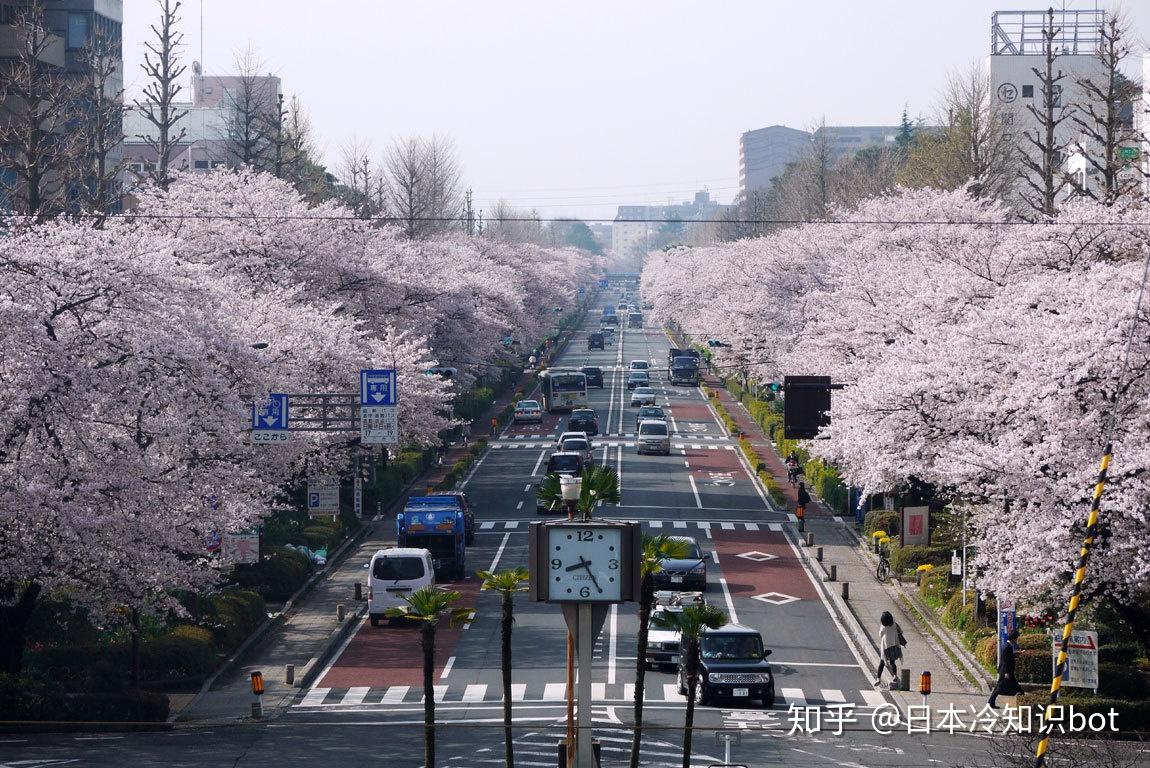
{"left": 252, "top": 393, "right": 289, "bottom": 430}
{"left": 360, "top": 369, "right": 398, "bottom": 406}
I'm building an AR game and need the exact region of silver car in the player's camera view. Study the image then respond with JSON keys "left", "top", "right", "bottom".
{"left": 636, "top": 418, "right": 670, "bottom": 455}
{"left": 630, "top": 386, "right": 657, "bottom": 407}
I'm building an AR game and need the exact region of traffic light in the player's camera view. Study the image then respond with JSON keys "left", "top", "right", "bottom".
{"left": 764, "top": 381, "right": 781, "bottom": 401}
{"left": 426, "top": 366, "right": 458, "bottom": 379}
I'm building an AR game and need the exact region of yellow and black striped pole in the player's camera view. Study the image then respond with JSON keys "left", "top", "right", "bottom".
{"left": 1033, "top": 443, "right": 1111, "bottom": 767}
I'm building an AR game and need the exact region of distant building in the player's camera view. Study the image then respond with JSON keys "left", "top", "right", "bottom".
{"left": 811, "top": 125, "right": 900, "bottom": 161}
{"left": 124, "top": 61, "right": 282, "bottom": 178}
{"left": 739, "top": 125, "right": 811, "bottom": 197}
{"left": 612, "top": 190, "right": 734, "bottom": 259}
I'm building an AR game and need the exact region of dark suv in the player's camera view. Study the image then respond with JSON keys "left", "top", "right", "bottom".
{"left": 587, "top": 332, "right": 604, "bottom": 350}
{"left": 581, "top": 366, "right": 604, "bottom": 388}
{"left": 678, "top": 624, "right": 774, "bottom": 707}
{"left": 568, "top": 408, "right": 599, "bottom": 436}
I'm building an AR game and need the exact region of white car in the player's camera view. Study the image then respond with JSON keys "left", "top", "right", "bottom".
{"left": 513, "top": 399, "right": 543, "bottom": 424}
{"left": 556, "top": 430, "right": 593, "bottom": 448}
{"left": 645, "top": 591, "right": 706, "bottom": 667}
{"left": 630, "top": 387, "right": 657, "bottom": 407}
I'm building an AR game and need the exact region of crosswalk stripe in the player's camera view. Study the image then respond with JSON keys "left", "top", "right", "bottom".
{"left": 340, "top": 686, "right": 370, "bottom": 706}
{"left": 543, "top": 683, "right": 566, "bottom": 701}
{"left": 697, "top": 521, "right": 711, "bottom": 530}
{"left": 768, "top": 523, "right": 782, "bottom": 532}
{"left": 512, "top": 683, "right": 527, "bottom": 701}
{"left": 787, "top": 513, "right": 798, "bottom": 523}
{"left": 781, "top": 687, "right": 807, "bottom": 706}
{"left": 745, "top": 522, "right": 759, "bottom": 531}
{"left": 463, "top": 684, "right": 487, "bottom": 702}
{"left": 300, "top": 687, "right": 330, "bottom": 706}
{"left": 592, "top": 683, "right": 606, "bottom": 700}
{"left": 691, "top": 444, "right": 702, "bottom": 449}
{"left": 720, "top": 522, "right": 734, "bottom": 530}
{"left": 505, "top": 521, "right": 519, "bottom": 529}
{"left": 663, "top": 683, "right": 686, "bottom": 702}
{"left": 821, "top": 689, "right": 847, "bottom": 703}
{"left": 480, "top": 522, "right": 495, "bottom": 530}
{"left": 672, "top": 521, "right": 687, "bottom": 529}
{"left": 649, "top": 520, "right": 663, "bottom": 528}
{"left": 420, "top": 684, "right": 448, "bottom": 702}
{"left": 624, "top": 683, "right": 635, "bottom": 701}
{"left": 382, "top": 685, "right": 409, "bottom": 704}
{"left": 860, "top": 689, "right": 887, "bottom": 708}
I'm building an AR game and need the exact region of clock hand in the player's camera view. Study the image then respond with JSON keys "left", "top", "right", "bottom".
{"left": 565, "top": 556, "right": 591, "bottom": 572}
{"left": 580, "top": 560, "right": 603, "bottom": 592}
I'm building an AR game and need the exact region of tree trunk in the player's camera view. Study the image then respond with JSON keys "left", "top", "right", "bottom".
{"left": 629, "top": 575, "right": 653, "bottom": 768}
{"left": 130, "top": 609, "right": 141, "bottom": 689}
{"left": 422, "top": 623, "right": 437, "bottom": 768}
{"left": 501, "top": 592, "right": 514, "bottom": 768}
{"left": 0, "top": 582, "right": 41, "bottom": 675}
{"left": 681, "top": 643, "right": 697, "bottom": 768}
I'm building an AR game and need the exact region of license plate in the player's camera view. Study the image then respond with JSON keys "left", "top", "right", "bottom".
{"left": 733, "top": 688, "right": 749, "bottom": 697}
{"left": 670, "top": 576, "right": 683, "bottom": 583}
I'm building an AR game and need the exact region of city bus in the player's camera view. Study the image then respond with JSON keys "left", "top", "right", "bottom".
{"left": 538, "top": 368, "right": 588, "bottom": 412}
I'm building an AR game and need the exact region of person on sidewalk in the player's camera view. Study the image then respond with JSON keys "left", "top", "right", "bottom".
{"left": 436, "top": 443, "right": 446, "bottom": 466}
{"left": 874, "top": 610, "right": 905, "bottom": 687}
{"left": 988, "top": 629, "right": 1022, "bottom": 708}
{"left": 490, "top": 416, "right": 498, "bottom": 436}
{"left": 796, "top": 482, "right": 811, "bottom": 519}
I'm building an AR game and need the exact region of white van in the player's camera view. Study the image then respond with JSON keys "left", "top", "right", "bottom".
{"left": 368, "top": 547, "right": 434, "bottom": 627}
{"left": 637, "top": 419, "right": 671, "bottom": 455}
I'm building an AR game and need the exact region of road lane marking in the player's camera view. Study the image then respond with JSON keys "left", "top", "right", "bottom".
{"left": 781, "top": 687, "right": 807, "bottom": 706}
{"left": 683, "top": 460, "right": 690, "bottom": 468}
{"left": 543, "top": 683, "right": 566, "bottom": 701}
{"left": 672, "top": 520, "right": 688, "bottom": 529}
{"left": 524, "top": 483, "right": 532, "bottom": 492}
{"left": 340, "top": 686, "right": 371, "bottom": 705}
{"left": 712, "top": 550, "right": 720, "bottom": 564}
{"left": 592, "top": 682, "right": 607, "bottom": 699}
{"left": 623, "top": 683, "right": 635, "bottom": 701}
{"left": 481, "top": 533, "right": 512, "bottom": 587}
{"left": 687, "top": 476, "right": 703, "bottom": 509}
{"left": 516, "top": 501, "right": 523, "bottom": 510}
{"left": 745, "top": 522, "right": 759, "bottom": 531}
{"left": 860, "top": 689, "right": 887, "bottom": 708}
{"left": 663, "top": 683, "right": 686, "bottom": 702}
{"left": 607, "top": 603, "right": 618, "bottom": 684}
{"left": 440, "top": 656, "right": 456, "bottom": 679}
{"left": 530, "top": 450, "right": 546, "bottom": 477}
{"left": 300, "top": 687, "right": 331, "bottom": 706}
{"left": 719, "top": 577, "right": 739, "bottom": 624}
{"left": 382, "top": 685, "right": 409, "bottom": 703}
{"left": 313, "top": 615, "right": 366, "bottom": 686}
{"left": 616, "top": 444, "right": 623, "bottom": 490}
{"left": 821, "top": 689, "right": 847, "bottom": 703}
{"left": 463, "top": 684, "right": 487, "bottom": 702}
{"left": 649, "top": 520, "right": 663, "bottom": 528}
{"left": 768, "top": 523, "right": 782, "bottom": 532}
{"left": 481, "top": 522, "right": 496, "bottom": 530}
{"left": 720, "top": 522, "right": 734, "bottom": 530}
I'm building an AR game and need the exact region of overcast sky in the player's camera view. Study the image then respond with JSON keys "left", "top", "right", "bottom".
{"left": 122, "top": 1, "right": 1150, "bottom": 221}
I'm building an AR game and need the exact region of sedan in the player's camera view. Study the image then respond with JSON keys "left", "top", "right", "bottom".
{"left": 560, "top": 437, "right": 595, "bottom": 467}
{"left": 626, "top": 371, "right": 650, "bottom": 391}
{"left": 652, "top": 536, "right": 707, "bottom": 590}
{"left": 635, "top": 405, "right": 666, "bottom": 430}
{"left": 513, "top": 399, "right": 543, "bottom": 424}
{"left": 630, "top": 387, "right": 657, "bottom": 407}
{"left": 568, "top": 408, "right": 599, "bottom": 436}
{"left": 581, "top": 366, "right": 604, "bottom": 388}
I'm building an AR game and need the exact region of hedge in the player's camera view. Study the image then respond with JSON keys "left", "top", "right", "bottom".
{"left": 204, "top": 589, "right": 267, "bottom": 652}
{"left": 1099, "top": 643, "right": 1143, "bottom": 665}
{"left": 0, "top": 673, "right": 170, "bottom": 722}
{"left": 230, "top": 546, "right": 313, "bottom": 601}
{"left": 864, "top": 509, "right": 900, "bottom": 537}
{"left": 67, "top": 689, "right": 170, "bottom": 722}
{"left": 1016, "top": 649, "right": 1053, "bottom": 684}
{"left": 1056, "top": 694, "right": 1150, "bottom": 732}
{"left": 893, "top": 544, "right": 953, "bottom": 575}
{"left": 1097, "top": 663, "right": 1150, "bottom": 700}
{"left": 0, "top": 672, "right": 69, "bottom": 720}
{"left": 141, "top": 624, "right": 219, "bottom": 680}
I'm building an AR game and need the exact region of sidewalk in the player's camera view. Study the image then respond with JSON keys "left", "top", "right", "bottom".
{"left": 175, "top": 313, "right": 589, "bottom": 723}
{"left": 702, "top": 372, "right": 990, "bottom": 715}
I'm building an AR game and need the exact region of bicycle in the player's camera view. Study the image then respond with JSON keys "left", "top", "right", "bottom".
{"left": 876, "top": 546, "right": 891, "bottom": 582}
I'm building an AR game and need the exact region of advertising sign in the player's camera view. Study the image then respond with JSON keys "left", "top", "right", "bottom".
{"left": 901, "top": 506, "right": 930, "bottom": 546}
{"left": 223, "top": 531, "right": 260, "bottom": 566}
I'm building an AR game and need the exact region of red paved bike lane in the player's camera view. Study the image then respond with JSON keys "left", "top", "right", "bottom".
{"left": 711, "top": 529, "right": 819, "bottom": 602}
{"left": 317, "top": 576, "right": 484, "bottom": 688}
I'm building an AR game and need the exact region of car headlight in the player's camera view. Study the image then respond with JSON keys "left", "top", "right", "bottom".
{"left": 649, "top": 642, "right": 662, "bottom": 651}
{"left": 690, "top": 564, "right": 706, "bottom": 575}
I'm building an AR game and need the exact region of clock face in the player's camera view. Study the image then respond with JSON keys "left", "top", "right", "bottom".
{"left": 547, "top": 526, "right": 624, "bottom": 602}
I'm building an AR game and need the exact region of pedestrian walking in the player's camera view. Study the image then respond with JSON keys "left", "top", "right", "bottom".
{"left": 874, "top": 610, "right": 907, "bottom": 687}
{"left": 795, "top": 482, "right": 811, "bottom": 518}
{"left": 462, "top": 426, "right": 470, "bottom": 447}
{"left": 490, "top": 416, "right": 498, "bottom": 437}
{"left": 436, "top": 443, "right": 446, "bottom": 466}
{"left": 988, "top": 629, "right": 1021, "bottom": 708}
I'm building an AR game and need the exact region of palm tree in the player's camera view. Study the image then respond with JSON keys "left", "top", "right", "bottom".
{"left": 385, "top": 586, "right": 475, "bottom": 768}
{"left": 652, "top": 603, "right": 729, "bottom": 768}
{"left": 535, "top": 465, "right": 621, "bottom": 516}
{"left": 629, "top": 535, "right": 692, "bottom": 768}
{"left": 477, "top": 567, "right": 530, "bottom": 768}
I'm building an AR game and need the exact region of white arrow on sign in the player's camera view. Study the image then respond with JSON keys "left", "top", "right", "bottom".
{"left": 372, "top": 391, "right": 385, "bottom": 402}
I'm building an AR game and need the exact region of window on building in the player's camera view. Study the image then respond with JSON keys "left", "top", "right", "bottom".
{"left": 192, "top": 160, "right": 208, "bottom": 170}
{"left": 67, "top": 13, "right": 90, "bottom": 49}
{"left": 1022, "top": 85, "right": 1034, "bottom": 98}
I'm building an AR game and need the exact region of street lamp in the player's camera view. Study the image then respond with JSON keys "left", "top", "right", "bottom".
{"left": 559, "top": 472, "right": 582, "bottom": 766}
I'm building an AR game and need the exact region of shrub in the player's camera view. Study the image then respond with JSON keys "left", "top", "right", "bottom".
{"left": 917, "top": 568, "right": 953, "bottom": 607}
{"left": 891, "top": 544, "right": 951, "bottom": 575}
{"left": 941, "top": 590, "right": 977, "bottom": 632}
{"left": 451, "top": 457, "right": 472, "bottom": 477}
{"left": 976, "top": 635, "right": 999, "bottom": 668}
{"left": 141, "top": 624, "right": 218, "bottom": 680}
{"left": 0, "top": 672, "right": 68, "bottom": 720}
{"left": 1098, "top": 643, "right": 1142, "bottom": 665}
{"left": 205, "top": 589, "right": 268, "bottom": 652}
{"left": 296, "top": 523, "right": 343, "bottom": 551}
{"left": 1015, "top": 649, "right": 1053, "bottom": 684}
{"left": 1017, "top": 632, "right": 1049, "bottom": 652}
{"left": 757, "top": 470, "right": 787, "bottom": 506}
{"left": 1056, "top": 694, "right": 1150, "bottom": 731}
{"left": 230, "top": 546, "right": 312, "bottom": 601}
{"left": 1096, "top": 662, "right": 1150, "bottom": 700}
{"left": 864, "top": 509, "right": 900, "bottom": 537}
{"left": 67, "top": 689, "right": 170, "bottom": 722}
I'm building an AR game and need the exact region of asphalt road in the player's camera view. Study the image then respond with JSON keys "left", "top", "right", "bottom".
{"left": 2, "top": 289, "right": 1122, "bottom": 768}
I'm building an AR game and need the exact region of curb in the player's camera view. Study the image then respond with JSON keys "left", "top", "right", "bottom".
{"left": 295, "top": 604, "right": 368, "bottom": 692}
{"left": 0, "top": 720, "right": 174, "bottom": 734}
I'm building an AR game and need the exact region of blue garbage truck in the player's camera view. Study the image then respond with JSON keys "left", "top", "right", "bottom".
{"left": 397, "top": 496, "right": 468, "bottom": 580}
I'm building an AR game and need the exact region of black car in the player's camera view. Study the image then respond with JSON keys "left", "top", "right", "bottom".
{"left": 581, "top": 366, "right": 604, "bottom": 388}
{"left": 678, "top": 624, "right": 774, "bottom": 707}
{"left": 587, "top": 332, "right": 604, "bottom": 350}
{"left": 568, "top": 408, "right": 599, "bottom": 436}
{"left": 652, "top": 536, "right": 707, "bottom": 590}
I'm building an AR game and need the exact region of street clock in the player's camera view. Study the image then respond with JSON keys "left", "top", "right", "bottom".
{"left": 529, "top": 521, "right": 641, "bottom": 603}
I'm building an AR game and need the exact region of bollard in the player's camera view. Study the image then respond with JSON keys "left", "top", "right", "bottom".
{"left": 827, "top": 564, "right": 837, "bottom": 582}
{"left": 806, "top": 533, "right": 814, "bottom": 547}
{"left": 354, "top": 582, "right": 363, "bottom": 601}
{"left": 251, "top": 701, "right": 263, "bottom": 719}
{"left": 816, "top": 546, "right": 823, "bottom": 562}
{"left": 841, "top": 582, "right": 849, "bottom": 601}
{"left": 337, "top": 603, "right": 346, "bottom": 622}
{"left": 285, "top": 664, "right": 295, "bottom": 685}
{"left": 899, "top": 668, "right": 911, "bottom": 692}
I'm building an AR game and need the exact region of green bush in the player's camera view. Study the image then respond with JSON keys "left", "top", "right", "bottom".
{"left": 941, "top": 590, "right": 978, "bottom": 632}
{"left": 141, "top": 624, "right": 218, "bottom": 680}
{"left": 1056, "top": 694, "right": 1150, "bottom": 731}
{"left": 1015, "top": 649, "right": 1053, "bottom": 685}
{"left": 864, "top": 509, "right": 900, "bottom": 537}
{"left": 205, "top": 589, "right": 268, "bottom": 652}
{"left": 1096, "top": 662, "right": 1150, "bottom": 700}
{"left": 1098, "top": 643, "right": 1143, "bottom": 665}
{"left": 917, "top": 568, "right": 953, "bottom": 608}
{"left": 295, "top": 522, "right": 343, "bottom": 551}
{"left": 891, "top": 544, "right": 952, "bottom": 575}
{"left": 67, "top": 689, "right": 170, "bottom": 722}
{"left": 976, "top": 635, "right": 999, "bottom": 668}
{"left": 230, "top": 546, "right": 312, "bottom": 601}
{"left": 757, "top": 470, "right": 787, "bottom": 506}
{"left": 0, "top": 672, "right": 68, "bottom": 720}
{"left": 1017, "top": 632, "right": 1049, "bottom": 652}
